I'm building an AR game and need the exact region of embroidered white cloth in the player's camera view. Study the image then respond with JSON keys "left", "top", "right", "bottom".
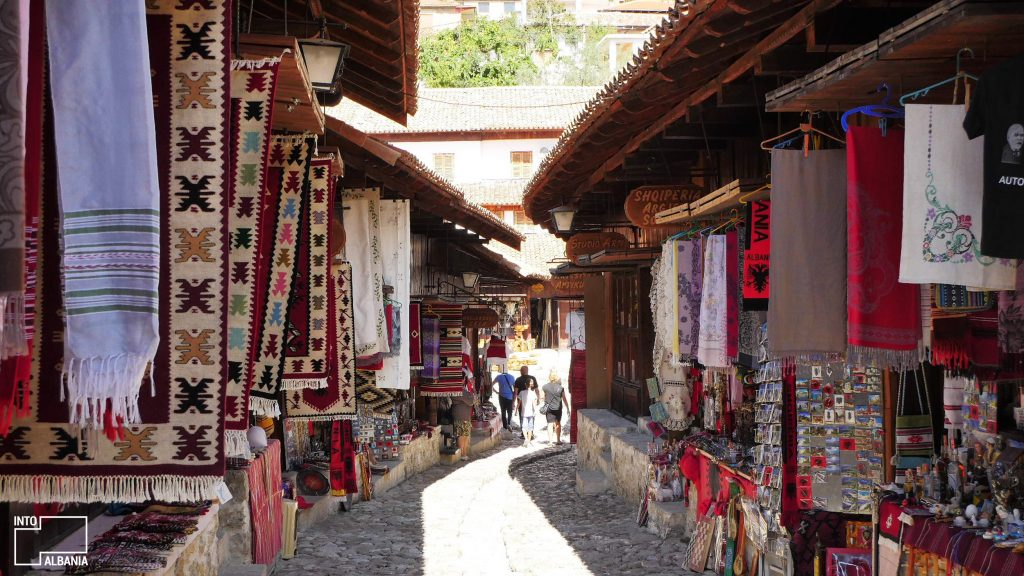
{"left": 342, "top": 188, "right": 389, "bottom": 358}
{"left": 47, "top": 1, "right": 161, "bottom": 426}
{"left": 899, "top": 105, "right": 1016, "bottom": 289}
{"left": 698, "top": 235, "right": 729, "bottom": 369}
{"left": 376, "top": 200, "right": 410, "bottom": 389}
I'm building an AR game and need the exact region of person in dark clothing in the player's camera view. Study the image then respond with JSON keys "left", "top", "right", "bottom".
{"left": 514, "top": 366, "right": 538, "bottom": 438}
{"left": 493, "top": 368, "right": 516, "bottom": 431}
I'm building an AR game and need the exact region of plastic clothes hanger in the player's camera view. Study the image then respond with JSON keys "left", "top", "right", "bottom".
{"left": 899, "top": 48, "right": 978, "bottom": 107}
{"left": 841, "top": 83, "right": 904, "bottom": 136}
{"left": 760, "top": 111, "right": 845, "bottom": 158}
{"left": 739, "top": 178, "right": 771, "bottom": 205}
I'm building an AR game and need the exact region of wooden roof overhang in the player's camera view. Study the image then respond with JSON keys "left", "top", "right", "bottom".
{"left": 327, "top": 117, "right": 525, "bottom": 250}
{"left": 766, "top": 0, "right": 1024, "bottom": 112}
{"left": 243, "top": 0, "right": 418, "bottom": 124}
{"left": 522, "top": 0, "right": 826, "bottom": 232}
{"left": 522, "top": 0, "right": 940, "bottom": 235}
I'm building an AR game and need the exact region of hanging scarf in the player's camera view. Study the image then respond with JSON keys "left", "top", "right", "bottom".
{"left": 768, "top": 149, "right": 848, "bottom": 360}
{"left": 698, "top": 235, "right": 729, "bottom": 369}
{"left": 330, "top": 419, "right": 358, "bottom": 496}
{"left": 899, "top": 105, "right": 1017, "bottom": 289}
{"left": 933, "top": 284, "right": 994, "bottom": 312}
{"left": 408, "top": 301, "right": 423, "bottom": 368}
{"left": 420, "top": 314, "right": 440, "bottom": 379}
{"left": 998, "top": 269, "right": 1024, "bottom": 367}
{"left": 676, "top": 237, "right": 703, "bottom": 361}
{"left": 726, "top": 230, "right": 739, "bottom": 360}
{"left": 0, "top": 0, "right": 41, "bottom": 435}
{"left": 47, "top": 1, "right": 161, "bottom": 426}
{"left": 736, "top": 224, "right": 765, "bottom": 367}
{"left": 846, "top": 126, "right": 921, "bottom": 369}
{"left": 743, "top": 199, "right": 771, "bottom": 310}
{"left": 282, "top": 157, "right": 334, "bottom": 391}
{"left": 0, "top": 0, "right": 25, "bottom": 360}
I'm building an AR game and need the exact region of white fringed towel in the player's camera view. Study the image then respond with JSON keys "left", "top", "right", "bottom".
{"left": 46, "top": 1, "right": 161, "bottom": 427}
{"left": 342, "top": 188, "right": 389, "bottom": 358}
{"left": 698, "top": 235, "right": 729, "bottom": 369}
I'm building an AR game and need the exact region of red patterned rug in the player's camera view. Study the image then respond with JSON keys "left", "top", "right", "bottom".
{"left": 419, "top": 303, "right": 464, "bottom": 397}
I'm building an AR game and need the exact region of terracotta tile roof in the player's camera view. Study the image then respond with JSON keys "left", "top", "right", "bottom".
{"left": 329, "top": 86, "right": 600, "bottom": 135}
{"left": 461, "top": 179, "right": 528, "bottom": 206}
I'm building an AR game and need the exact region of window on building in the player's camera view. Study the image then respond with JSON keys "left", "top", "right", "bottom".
{"left": 433, "top": 153, "right": 455, "bottom": 180}
{"left": 513, "top": 209, "right": 532, "bottom": 226}
{"left": 510, "top": 151, "right": 533, "bottom": 178}
{"left": 477, "top": 2, "right": 490, "bottom": 14}
{"left": 504, "top": 1, "right": 516, "bottom": 14}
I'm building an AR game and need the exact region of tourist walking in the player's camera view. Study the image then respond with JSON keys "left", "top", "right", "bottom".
{"left": 515, "top": 378, "right": 540, "bottom": 447}
{"left": 493, "top": 367, "right": 516, "bottom": 431}
{"left": 542, "top": 372, "right": 570, "bottom": 445}
{"left": 514, "top": 366, "right": 538, "bottom": 438}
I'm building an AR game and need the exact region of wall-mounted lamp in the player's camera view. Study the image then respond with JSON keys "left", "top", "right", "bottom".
{"left": 549, "top": 205, "right": 576, "bottom": 233}
{"left": 298, "top": 19, "right": 351, "bottom": 107}
{"left": 462, "top": 271, "right": 481, "bottom": 291}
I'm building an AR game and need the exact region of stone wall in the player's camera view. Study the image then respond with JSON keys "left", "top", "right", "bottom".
{"left": 576, "top": 409, "right": 649, "bottom": 508}
{"left": 174, "top": 512, "right": 219, "bottom": 576}
{"left": 609, "top": 431, "right": 651, "bottom": 508}
{"left": 218, "top": 468, "right": 252, "bottom": 568}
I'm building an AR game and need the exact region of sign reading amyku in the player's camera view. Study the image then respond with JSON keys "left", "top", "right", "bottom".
{"left": 531, "top": 274, "right": 597, "bottom": 298}
{"left": 743, "top": 199, "right": 771, "bottom": 310}
{"left": 624, "top": 185, "right": 696, "bottom": 227}
{"left": 565, "top": 232, "right": 630, "bottom": 260}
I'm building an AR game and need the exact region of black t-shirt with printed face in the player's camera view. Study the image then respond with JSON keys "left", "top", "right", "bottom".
{"left": 963, "top": 54, "right": 1024, "bottom": 259}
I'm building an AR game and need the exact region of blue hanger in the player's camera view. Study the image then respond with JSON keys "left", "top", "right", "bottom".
{"left": 899, "top": 48, "right": 978, "bottom": 107}
{"left": 841, "top": 83, "right": 904, "bottom": 136}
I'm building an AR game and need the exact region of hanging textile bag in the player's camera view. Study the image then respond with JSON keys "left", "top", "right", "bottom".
{"left": 894, "top": 369, "right": 933, "bottom": 480}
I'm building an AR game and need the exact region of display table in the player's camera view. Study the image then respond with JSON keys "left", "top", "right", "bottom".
{"left": 891, "top": 505, "right": 1024, "bottom": 576}
{"left": 472, "top": 412, "right": 502, "bottom": 438}
{"left": 28, "top": 503, "right": 220, "bottom": 576}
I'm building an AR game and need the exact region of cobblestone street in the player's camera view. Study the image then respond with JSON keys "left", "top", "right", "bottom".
{"left": 277, "top": 437, "right": 694, "bottom": 576}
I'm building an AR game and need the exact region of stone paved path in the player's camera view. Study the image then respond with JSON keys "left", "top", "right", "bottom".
{"left": 277, "top": 436, "right": 695, "bottom": 576}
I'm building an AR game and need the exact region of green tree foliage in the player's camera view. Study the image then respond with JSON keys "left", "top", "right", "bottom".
{"left": 419, "top": 17, "right": 536, "bottom": 88}
{"left": 419, "top": 0, "right": 613, "bottom": 88}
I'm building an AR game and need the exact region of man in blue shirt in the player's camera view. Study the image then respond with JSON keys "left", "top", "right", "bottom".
{"left": 493, "top": 368, "right": 516, "bottom": 432}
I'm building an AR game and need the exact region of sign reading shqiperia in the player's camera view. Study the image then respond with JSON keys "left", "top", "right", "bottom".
{"left": 565, "top": 232, "right": 630, "bottom": 261}
{"left": 624, "top": 185, "right": 698, "bottom": 227}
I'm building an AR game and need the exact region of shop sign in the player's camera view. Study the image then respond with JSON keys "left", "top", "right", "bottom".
{"left": 462, "top": 307, "right": 500, "bottom": 328}
{"left": 530, "top": 274, "right": 596, "bottom": 298}
{"left": 624, "top": 185, "right": 697, "bottom": 228}
{"left": 565, "top": 232, "right": 630, "bottom": 261}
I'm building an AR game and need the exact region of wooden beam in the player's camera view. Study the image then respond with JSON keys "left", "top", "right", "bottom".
{"left": 755, "top": 45, "right": 837, "bottom": 76}
{"left": 716, "top": 82, "right": 759, "bottom": 108}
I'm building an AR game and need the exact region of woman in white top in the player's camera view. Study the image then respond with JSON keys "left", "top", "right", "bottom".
{"left": 515, "top": 378, "right": 540, "bottom": 447}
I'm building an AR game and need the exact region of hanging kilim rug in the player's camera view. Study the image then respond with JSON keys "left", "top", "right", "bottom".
{"left": 0, "top": 0, "right": 229, "bottom": 503}
{"left": 248, "top": 135, "right": 314, "bottom": 417}
{"left": 282, "top": 157, "right": 333, "bottom": 391}
{"left": 354, "top": 369, "right": 395, "bottom": 417}
{"left": 408, "top": 301, "right": 423, "bottom": 368}
{"left": 419, "top": 303, "right": 465, "bottom": 397}
{"left": 224, "top": 57, "right": 280, "bottom": 455}
{"left": 284, "top": 261, "right": 356, "bottom": 421}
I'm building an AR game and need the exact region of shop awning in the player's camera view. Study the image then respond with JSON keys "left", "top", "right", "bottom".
{"left": 244, "top": 0, "right": 418, "bottom": 124}
{"left": 766, "top": 0, "right": 1024, "bottom": 112}
{"left": 327, "top": 117, "right": 524, "bottom": 250}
